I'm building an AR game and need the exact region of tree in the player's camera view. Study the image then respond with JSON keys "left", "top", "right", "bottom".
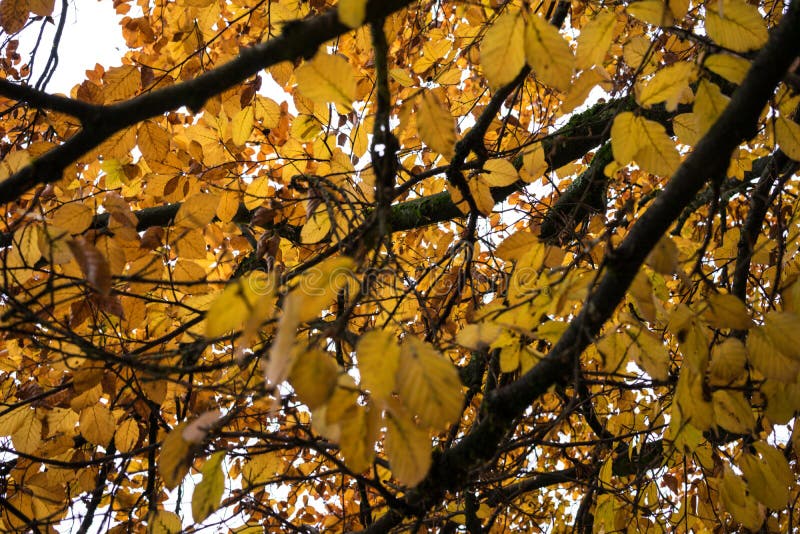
{"left": 0, "top": 0, "right": 799, "bottom": 531}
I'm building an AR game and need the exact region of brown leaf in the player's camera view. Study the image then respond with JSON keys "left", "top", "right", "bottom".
{"left": 68, "top": 237, "right": 112, "bottom": 295}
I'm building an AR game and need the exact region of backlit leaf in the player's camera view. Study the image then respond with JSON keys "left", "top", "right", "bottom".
{"left": 626, "top": 0, "right": 673, "bottom": 26}
{"left": 175, "top": 193, "right": 220, "bottom": 229}
{"left": 524, "top": 13, "right": 574, "bottom": 92}
{"left": 775, "top": 116, "right": 800, "bottom": 161}
{"left": 295, "top": 53, "right": 357, "bottom": 113}
{"left": 396, "top": 337, "right": 464, "bottom": 429}
{"left": 482, "top": 159, "right": 519, "bottom": 187}
{"left": 704, "top": 0, "right": 768, "bottom": 53}
{"left": 288, "top": 349, "right": 338, "bottom": 409}
{"left": 704, "top": 53, "right": 750, "bottom": 85}
{"left": 704, "top": 293, "right": 752, "bottom": 330}
{"left": 636, "top": 62, "right": 696, "bottom": 110}
{"left": 739, "top": 443, "right": 791, "bottom": 509}
{"left": 192, "top": 451, "right": 225, "bottom": 523}
{"left": 231, "top": 106, "right": 254, "bottom": 146}
{"left": 416, "top": 90, "right": 456, "bottom": 158}
{"left": 576, "top": 11, "right": 617, "bottom": 70}
{"left": 68, "top": 237, "right": 112, "bottom": 295}
{"left": 611, "top": 111, "right": 681, "bottom": 176}
{"left": 480, "top": 11, "right": 526, "bottom": 88}
{"left": 385, "top": 411, "right": 431, "bottom": 487}
{"left": 158, "top": 422, "right": 192, "bottom": 490}
{"left": 712, "top": 390, "right": 755, "bottom": 435}
{"left": 79, "top": 404, "right": 116, "bottom": 446}
{"left": 338, "top": 0, "right": 367, "bottom": 28}
{"left": 357, "top": 330, "right": 400, "bottom": 401}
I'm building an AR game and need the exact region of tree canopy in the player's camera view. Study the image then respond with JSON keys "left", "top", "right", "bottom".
{"left": 0, "top": 0, "right": 799, "bottom": 531}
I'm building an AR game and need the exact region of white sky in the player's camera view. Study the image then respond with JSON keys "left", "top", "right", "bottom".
{"left": 21, "top": 1, "right": 129, "bottom": 94}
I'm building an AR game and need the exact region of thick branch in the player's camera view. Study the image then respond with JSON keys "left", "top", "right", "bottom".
{"left": 0, "top": 78, "right": 99, "bottom": 120}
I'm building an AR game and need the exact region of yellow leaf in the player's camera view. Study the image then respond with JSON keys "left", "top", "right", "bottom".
{"left": 524, "top": 14, "right": 574, "bottom": 92}
{"left": 205, "top": 271, "right": 275, "bottom": 338}
{"left": 137, "top": 120, "right": 171, "bottom": 162}
{"left": 253, "top": 95, "right": 281, "bottom": 129}
{"left": 694, "top": 79, "right": 730, "bottom": 136}
{"left": 293, "top": 256, "right": 355, "bottom": 323}
{"left": 231, "top": 106, "right": 254, "bottom": 146}
{"left": 216, "top": 190, "right": 241, "bottom": 223}
{"left": 522, "top": 143, "right": 548, "bottom": 182}
{"left": 175, "top": 193, "right": 220, "bottom": 229}
{"left": 192, "top": 451, "right": 225, "bottom": 523}
{"left": 356, "top": 330, "right": 400, "bottom": 401}
{"left": 761, "top": 380, "right": 800, "bottom": 423}
{"left": 79, "top": 404, "right": 116, "bottom": 446}
{"left": 626, "top": 0, "right": 673, "bottom": 26}
{"left": 242, "top": 452, "right": 282, "bottom": 486}
{"left": 288, "top": 349, "right": 339, "bottom": 409}
{"left": 708, "top": 338, "right": 747, "bottom": 386}
{"left": 456, "top": 323, "right": 503, "bottom": 351}
{"left": 576, "top": 11, "right": 617, "bottom": 70}
{"left": 747, "top": 326, "right": 800, "bottom": 381}
{"left": 14, "top": 224, "right": 41, "bottom": 265}
{"left": 645, "top": 235, "right": 679, "bottom": 274}
{"left": 384, "top": 411, "right": 431, "bottom": 487}
{"left": 739, "top": 443, "right": 791, "bottom": 509}
{"left": 562, "top": 67, "right": 610, "bottom": 114}
{"left": 704, "top": 0, "right": 768, "bottom": 53}
{"left": 674, "top": 368, "right": 714, "bottom": 431}
{"left": 712, "top": 390, "right": 755, "bottom": 435}
{"left": 596, "top": 332, "right": 628, "bottom": 373}
{"left": 468, "top": 178, "right": 496, "bottom": 215}
{"left": 338, "top": 402, "right": 379, "bottom": 473}
{"left": 625, "top": 326, "right": 670, "bottom": 381}
{"left": 149, "top": 510, "right": 183, "bottom": 534}
{"left": 295, "top": 53, "right": 356, "bottom": 114}
{"left": 636, "top": 62, "right": 697, "bottom": 110}
{"left": 719, "top": 467, "right": 764, "bottom": 531}
{"left": 338, "top": 0, "right": 367, "bottom": 28}
{"left": 704, "top": 53, "right": 750, "bottom": 85}
{"left": 396, "top": 337, "right": 464, "bottom": 429}
{"left": 158, "top": 422, "right": 192, "bottom": 490}
{"left": 244, "top": 175, "right": 271, "bottom": 210}
{"left": 10, "top": 409, "right": 41, "bottom": 454}
{"left": 704, "top": 293, "right": 752, "bottom": 330}
{"left": 673, "top": 113, "right": 700, "bottom": 146}
{"left": 103, "top": 65, "right": 141, "bottom": 103}
{"left": 611, "top": 111, "right": 680, "bottom": 176}
{"left": 116, "top": 419, "right": 140, "bottom": 454}
{"left": 480, "top": 11, "right": 526, "bottom": 88}
{"left": 763, "top": 311, "right": 800, "bottom": 360}
{"left": 0, "top": 0, "right": 28, "bottom": 34}
{"left": 669, "top": 0, "right": 689, "bottom": 18}
{"left": 495, "top": 231, "right": 540, "bottom": 261}
{"left": 416, "top": 90, "right": 456, "bottom": 158}
{"left": 775, "top": 116, "right": 800, "bottom": 161}
{"left": 300, "top": 205, "right": 332, "bottom": 244}
{"left": 482, "top": 159, "right": 519, "bottom": 187}
{"left": 51, "top": 203, "right": 94, "bottom": 234}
